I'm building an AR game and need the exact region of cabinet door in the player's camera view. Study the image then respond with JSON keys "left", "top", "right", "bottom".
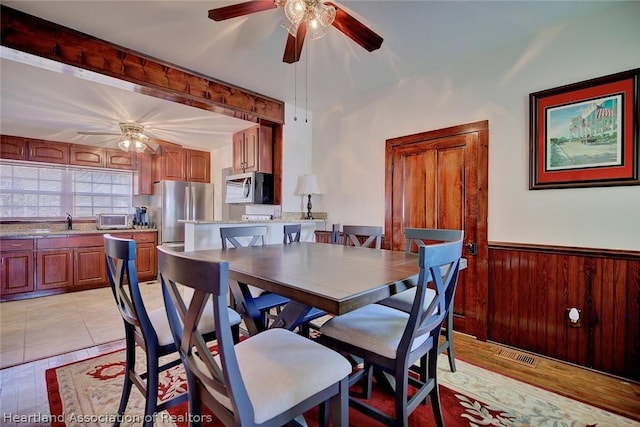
{"left": 133, "top": 232, "right": 157, "bottom": 281}
{"left": 0, "top": 251, "right": 34, "bottom": 296}
{"left": 27, "top": 140, "right": 70, "bottom": 164}
{"left": 0, "top": 135, "right": 27, "bottom": 160}
{"left": 242, "top": 126, "right": 260, "bottom": 172}
{"left": 158, "top": 146, "right": 185, "bottom": 180}
{"left": 185, "top": 149, "right": 210, "bottom": 183}
{"left": 70, "top": 145, "right": 105, "bottom": 167}
{"left": 105, "top": 149, "right": 135, "bottom": 170}
{"left": 36, "top": 249, "right": 73, "bottom": 289}
{"left": 257, "top": 125, "right": 273, "bottom": 173}
{"left": 74, "top": 246, "right": 107, "bottom": 287}
{"left": 134, "top": 152, "right": 153, "bottom": 195}
{"left": 232, "top": 131, "right": 246, "bottom": 173}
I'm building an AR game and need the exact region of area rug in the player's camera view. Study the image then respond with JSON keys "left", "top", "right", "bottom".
{"left": 46, "top": 345, "right": 639, "bottom": 427}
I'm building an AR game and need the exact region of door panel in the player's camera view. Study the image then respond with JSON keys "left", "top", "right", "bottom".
{"left": 385, "top": 121, "right": 488, "bottom": 339}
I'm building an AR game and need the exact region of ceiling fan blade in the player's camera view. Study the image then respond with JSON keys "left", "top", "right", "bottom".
{"left": 208, "top": 0, "right": 277, "bottom": 21}
{"left": 325, "top": 2, "right": 383, "bottom": 52}
{"left": 77, "top": 131, "right": 121, "bottom": 136}
{"left": 283, "top": 22, "right": 307, "bottom": 64}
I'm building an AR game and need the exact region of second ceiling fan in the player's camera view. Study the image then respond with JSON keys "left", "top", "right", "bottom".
{"left": 208, "top": 0, "right": 383, "bottom": 63}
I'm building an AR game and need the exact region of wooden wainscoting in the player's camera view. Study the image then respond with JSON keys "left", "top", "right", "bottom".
{"left": 488, "top": 242, "right": 640, "bottom": 381}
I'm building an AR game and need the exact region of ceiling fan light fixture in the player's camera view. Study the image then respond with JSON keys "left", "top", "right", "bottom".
{"left": 316, "top": 3, "right": 336, "bottom": 27}
{"left": 118, "top": 138, "right": 132, "bottom": 152}
{"left": 284, "top": 0, "right": 306, "bottom": 25}
{"left": 282, "top": 20, "right": 300, "bottom": 37}
{"left": 307, "top": 19, "right": 327, "bottom": 40}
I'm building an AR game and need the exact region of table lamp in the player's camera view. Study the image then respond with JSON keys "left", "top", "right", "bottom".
{"left": 295, "top": 174, "right": 322, "bottom": 219}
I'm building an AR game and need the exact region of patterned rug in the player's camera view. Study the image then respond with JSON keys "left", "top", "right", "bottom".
{"left": 46, "top": 345, "right": 638, "bottom": 426}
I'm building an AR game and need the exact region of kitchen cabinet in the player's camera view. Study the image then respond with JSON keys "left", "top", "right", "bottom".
{"left": 132, "top": 231, "right": 157, "bottom": 281}
{"left": 185, "top": 148, "right": 210, "bottom": 183}
{"left": 0, "top": 135, "right": 27, "bottom": 160}
{"left": 36, "top": 249, "right": 73, "bottom": 290}
{"left": 154, "top": 145, "right": 211, "bottom": 183}
{"left": 105, "top": 149, "right": 135, "bottom": 170}
{"left": 27, "top": 139, "right": 70, "bottom": 164}
{"left": 0, "top": 239, "right": 34, "bottom": 296}
{"left": 0, "top": 230, "right": 158, "bottom": 299}
{"left": 134, "top": 152, "right": 154, "bottom": 195}
{"left": 232, "top": 125, "right": 272, "bottom": 174}
{"left": 155, "top": 145, "right": 185, "bottom": 181}
{"left": 74, "top": 246, "right": 107, "bottom": 287}
{"left": 70, "top": 144, "right": 105, "bottom": 167}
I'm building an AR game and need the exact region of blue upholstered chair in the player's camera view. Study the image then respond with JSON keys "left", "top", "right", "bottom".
{"left": 158, "top": 246, "right": 351, "bottom": 427}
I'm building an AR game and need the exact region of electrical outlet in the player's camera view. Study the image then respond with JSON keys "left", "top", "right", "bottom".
{"left": 566, "top": 307, "right": 582, "bottom": 327}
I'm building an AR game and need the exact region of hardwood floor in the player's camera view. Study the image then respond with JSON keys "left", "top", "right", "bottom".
{"left": 453, "top": 332, "right": 640, "bottom": 421}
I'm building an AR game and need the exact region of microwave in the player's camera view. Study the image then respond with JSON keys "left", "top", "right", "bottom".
{"left": 97, "top": 213, "right": 131, "bottom": 230}
{"left": 225, "top": 172, "right": 273, "bottom": 204}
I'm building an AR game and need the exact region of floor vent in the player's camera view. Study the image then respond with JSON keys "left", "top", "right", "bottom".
{"left": 494, "top": 348, "right": 539, "bottom": 367}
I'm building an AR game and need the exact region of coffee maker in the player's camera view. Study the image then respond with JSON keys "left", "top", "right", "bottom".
{"left": 133, "top": 206, "right": 149, "bottom": 228}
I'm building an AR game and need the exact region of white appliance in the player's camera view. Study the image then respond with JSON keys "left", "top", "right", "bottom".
{"left": 224, "top": 172, "right": 273, "bottom": 204}
{"left": 149, "top": 181, "right": 214, "bottom": 250}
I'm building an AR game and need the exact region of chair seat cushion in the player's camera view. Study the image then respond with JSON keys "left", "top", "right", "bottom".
{"left": 320, "top": 303, "right": 432, "bottom": 359}
{"left": 200, "top": 328, "right": 351, "bottom": 424}
{"left": 377, "top": 287, "right": 437, "bottom": 313}
{"left": 148, "top": 302, "right": 241, "bottom": 347}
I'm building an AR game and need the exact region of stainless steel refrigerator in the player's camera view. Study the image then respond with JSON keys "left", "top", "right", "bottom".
{"left": 149, "top": 181, "right": 214, "bottom": 251}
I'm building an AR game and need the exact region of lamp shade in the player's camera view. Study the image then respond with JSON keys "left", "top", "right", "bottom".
{"left": 295, "top": 174, "right": 322, "bottom": 195}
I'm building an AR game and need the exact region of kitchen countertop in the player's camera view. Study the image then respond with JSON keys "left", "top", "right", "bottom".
{"left": 179, "top": 219, "right": 325, "bottom": 225}
{"left": 0, "top": 223, "right": 156, "bottom": 238}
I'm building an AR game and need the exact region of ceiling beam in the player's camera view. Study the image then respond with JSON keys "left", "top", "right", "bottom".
{"left": 0, "top": 5, "right": 285, "bottom": 125}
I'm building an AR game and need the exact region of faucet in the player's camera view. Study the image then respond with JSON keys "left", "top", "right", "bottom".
{"left": 66, "top": 213, "right": 72, "bottom": 230}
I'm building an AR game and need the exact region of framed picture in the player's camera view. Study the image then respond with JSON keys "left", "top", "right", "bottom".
{"left": 529, "top": 68, "right": 639, "bottom": 189}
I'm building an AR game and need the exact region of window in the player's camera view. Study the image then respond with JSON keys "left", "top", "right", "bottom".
{"left": 0, "top": 161, "right": 133, "bottom": 219}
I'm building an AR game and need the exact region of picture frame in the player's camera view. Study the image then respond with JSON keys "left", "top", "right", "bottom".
{"left": 529, "top": 68, "right": 639, "bottom": 189}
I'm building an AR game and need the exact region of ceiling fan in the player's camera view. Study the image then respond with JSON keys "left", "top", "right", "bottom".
{"left": 208, "top": 0, "right": 383, "bottom": 63}
{"left": 77, "top": 122, "right": 161, "bottom": 153}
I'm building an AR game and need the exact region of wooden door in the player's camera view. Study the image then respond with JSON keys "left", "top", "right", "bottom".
{"left": 384, "top": 120, "right": 489, "bottom": 340}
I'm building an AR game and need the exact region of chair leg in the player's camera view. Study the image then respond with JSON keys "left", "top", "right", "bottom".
{"left": 115, "top": 334, "right": 135, "bottom": 427}
{"left": 231, "top": 324, "right": 240, "bottom": 343}
{"left": 394, "top": 370, "right": 410, "bottom": 427}
{"left": 362, "top": 363, "right": 374, "bottom": 399}
{"left": 318, "top": 401, "right": 328, "bottom": 427}
{"left": 331, "top": 378, "right": 349, "bottom": 427}
{"left": 144, "top": 353, "right": 159, "bottom": 427}
{"left": 445, "top": 311, "right": 456, "bottom": 372}
{"left": 428, "top": 349, "right": 445, "bottom": 427}
{"left": 185, "top": 371, "right": 201, "bottom": 427}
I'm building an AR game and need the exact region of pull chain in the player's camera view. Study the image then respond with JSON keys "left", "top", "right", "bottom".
{"left": 305, "top": 42, "right": 308, "bottom": 123}
{"left": 293, "top": 33, "right": 298, "bottom": 121}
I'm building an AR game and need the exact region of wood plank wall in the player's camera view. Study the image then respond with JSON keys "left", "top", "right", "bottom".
{"left": 488, "top": 242, "right": 640, "bottom": 381}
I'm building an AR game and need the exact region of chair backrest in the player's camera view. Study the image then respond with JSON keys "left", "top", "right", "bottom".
{"left": 342, "top": 225, "right": 383, "bottom": 249}
{"left": 331, "top": 223, "right": 341, "bottom": 245}
{"left": 104, "top": 234, "right": 158, "bottom": 348}
{"left": 283, "top": 224, "right": 301, "bottom": 244}
{"left": 405, "top": 228, "right": 464, "bottom": 253}
{"left": 220, "top": 226, "right": 267, "bottom": 249}
{"left": 158, "top": 246, "right": 250, "bottom": 426}
{"left": 399, "top": 239, "right": 463, "bottom": 359}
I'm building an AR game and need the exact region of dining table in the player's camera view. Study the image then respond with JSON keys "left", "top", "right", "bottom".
{"left": 182, "top": 241, "right": 466, "bottom": 336}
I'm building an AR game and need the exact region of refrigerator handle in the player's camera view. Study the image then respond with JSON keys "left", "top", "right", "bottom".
{"left": 185, "top": 185, "right": 191, "bottom": 221}
{"left": 191, "top": 185, "right": 197, "bottom": 220}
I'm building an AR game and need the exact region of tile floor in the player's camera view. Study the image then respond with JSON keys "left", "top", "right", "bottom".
{"left": 0, "top": 283, "right": 168, "bottom": 424}
{"left": 0, "top": 281, "right": 165, "bottom": 369}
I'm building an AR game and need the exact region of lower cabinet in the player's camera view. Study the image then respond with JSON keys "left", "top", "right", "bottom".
{"left": 74, "top": 246, "right": 107, "bottom": 287}
{"left": 131, "top": 231, "right": 157, "bottom": 281}
{"left": 0, "top": 239, "right": 35, "bottom": 296}
{"left": 36, "top": 249, "right": 73, "bottom": 290}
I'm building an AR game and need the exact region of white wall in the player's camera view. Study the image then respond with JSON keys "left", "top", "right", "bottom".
{"left": 313, "top": 2, "right": 640, "bottom": 250}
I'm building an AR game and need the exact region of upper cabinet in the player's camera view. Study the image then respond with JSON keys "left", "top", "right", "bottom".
{"left": 154, "top": 145, "right": 211, "bottom": 183}
{"left": 0, "top": 135, "right": 27, "bottom": 160}
{"left": 232, "top": 125, "right": 273, "bottom": 174}
{"left": 185, "top": 148, "right": 210, "bottom": 183}
{"left": 27, "top": 140, "right": 69, "bottom": 164}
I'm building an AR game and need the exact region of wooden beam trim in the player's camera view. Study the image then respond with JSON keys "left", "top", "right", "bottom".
{"left": 0, "top": 5, "right": 285, "bottom": 124}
